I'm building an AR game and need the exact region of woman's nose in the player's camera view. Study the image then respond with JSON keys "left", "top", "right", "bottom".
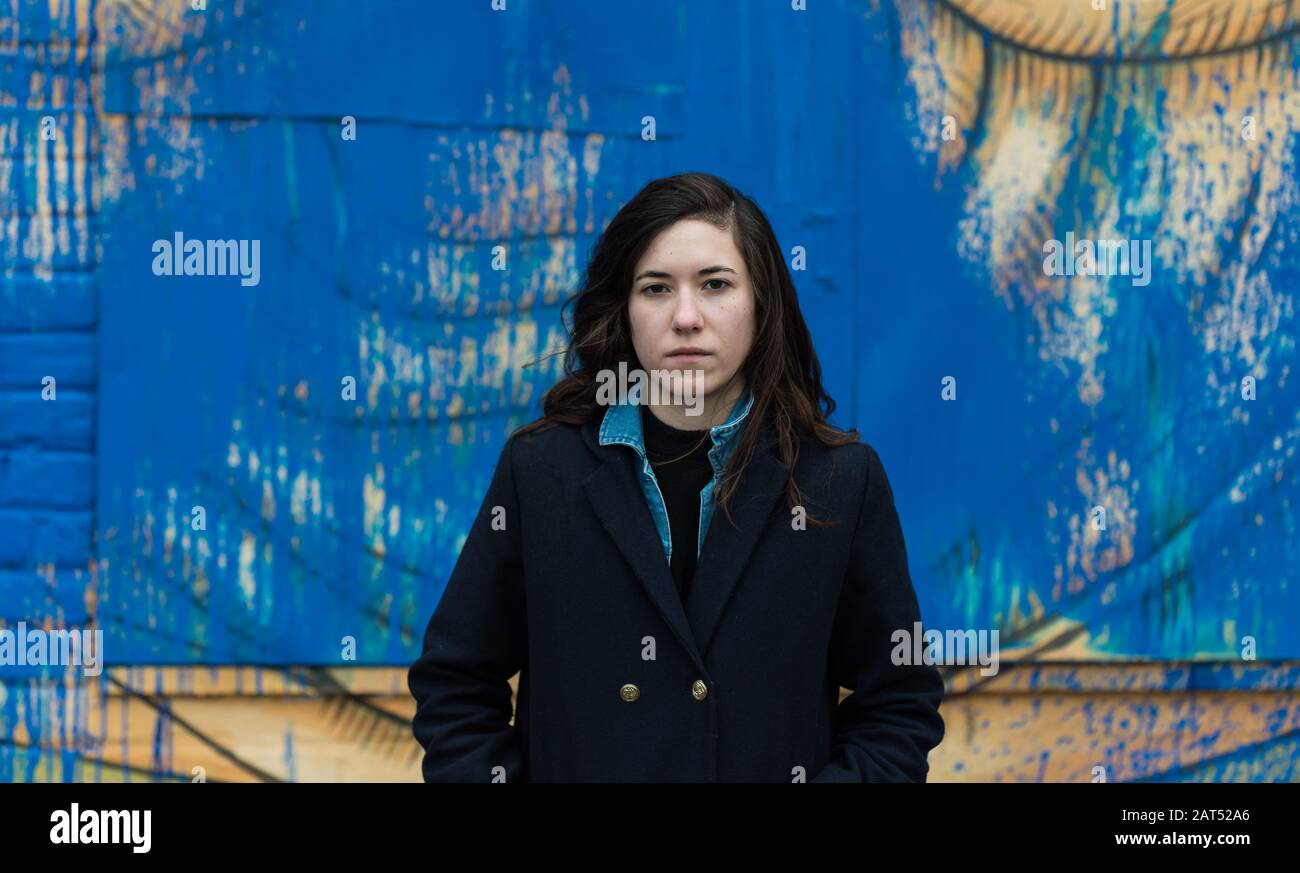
{"left": 672, "top": 292, "right": 704, "bottom": 331}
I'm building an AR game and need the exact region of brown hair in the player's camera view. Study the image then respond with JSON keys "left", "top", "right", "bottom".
{"left": 517, "top": 172, "right": 857, "bottom": 525}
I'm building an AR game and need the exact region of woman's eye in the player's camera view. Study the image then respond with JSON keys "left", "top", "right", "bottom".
{"left": 641, "top": 280, "right": 728, "bottom": 295}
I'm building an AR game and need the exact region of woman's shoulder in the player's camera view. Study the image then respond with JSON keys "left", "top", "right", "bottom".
{"left": 792, "top": 429, "right": 893, "bottom": 502}
{"left": 794, "top": 427, "right": 882, "bottom": 470}
{"left": 500, "top": 416, "right": 592, "bottom": 470}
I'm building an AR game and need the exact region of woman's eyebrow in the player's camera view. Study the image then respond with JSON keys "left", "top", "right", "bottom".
{"left": 634, "top": 265, "right": 738, "bottom": 281}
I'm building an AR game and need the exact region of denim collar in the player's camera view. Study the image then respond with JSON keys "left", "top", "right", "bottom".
{"left": 599, "top": 387, "right": 755, "bottom": 473}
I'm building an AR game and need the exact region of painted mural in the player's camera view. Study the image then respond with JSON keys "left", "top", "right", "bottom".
{"left": 0, "top": 0, "right": 1296, "bottom": 781}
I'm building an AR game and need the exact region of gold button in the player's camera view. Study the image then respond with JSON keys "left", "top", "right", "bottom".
{"left": 619, "top": 683, "right": 640, "bottom": 702}
{"left": 692, "top": 680, "right": 708, "bottom": 700}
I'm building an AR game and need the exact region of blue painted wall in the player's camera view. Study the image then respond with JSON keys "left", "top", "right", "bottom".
{"left": 88, "top": 0, "right": 893, "bottom": 664}
{"left": 0, "top": 0, "right": 1296, "bottom": 724}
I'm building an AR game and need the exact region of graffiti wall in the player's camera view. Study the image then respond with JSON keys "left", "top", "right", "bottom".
{"left": 1, "top": 0, "right": 1296, "bottom": 781}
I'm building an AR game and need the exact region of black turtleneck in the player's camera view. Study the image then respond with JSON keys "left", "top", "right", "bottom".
{"left": 641, "top": 406, "right": 715, "bottom": 605}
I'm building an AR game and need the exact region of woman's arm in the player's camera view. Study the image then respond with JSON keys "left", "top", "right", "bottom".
{"left": 811, "top": 444, "right": 946, "bottom": 783}
{"left": 407, "top": 435, "right": 528, "bottom": 782}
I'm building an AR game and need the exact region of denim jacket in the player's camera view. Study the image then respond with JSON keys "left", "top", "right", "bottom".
{"left": 598, "top": 388, "right": 755, "bottom": 563}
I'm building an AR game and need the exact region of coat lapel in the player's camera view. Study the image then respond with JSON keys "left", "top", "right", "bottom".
{"left": 580, "top": 416, "right": 789, "bottom": 667}
{"left": 686, "top": 441, "right": 788, "bottom": 658}
{"left": 580, "top": 425, "right": 705, "bottom": 671}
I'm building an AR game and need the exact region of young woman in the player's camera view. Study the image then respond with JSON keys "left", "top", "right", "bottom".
{"left": 408, "top": 172, "right": 945, "bottom": 783}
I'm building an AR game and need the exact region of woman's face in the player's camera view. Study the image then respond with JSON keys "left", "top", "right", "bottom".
{"left": 627, "top": 219, "right": 756, "bottom": 419}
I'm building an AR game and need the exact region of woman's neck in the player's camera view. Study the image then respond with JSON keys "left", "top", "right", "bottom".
{"left": 644, "top": 380, "right": 745, "bottom": 431}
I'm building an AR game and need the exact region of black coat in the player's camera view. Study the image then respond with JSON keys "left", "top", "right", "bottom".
{"left": 407, "top": 413, "right": 946, "bottom": 782}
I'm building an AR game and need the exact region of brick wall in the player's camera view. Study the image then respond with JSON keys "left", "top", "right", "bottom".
{"left": 0, "top": 0, "right": 97, "bottom": 624}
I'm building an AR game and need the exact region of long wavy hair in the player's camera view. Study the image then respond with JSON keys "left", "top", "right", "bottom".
{"left": 516, "top": 172, "right": 857, "bottom": 525}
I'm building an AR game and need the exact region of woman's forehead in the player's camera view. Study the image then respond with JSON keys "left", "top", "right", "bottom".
{"left": 637, "top": 223, "right": 744, "bottom": 271}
